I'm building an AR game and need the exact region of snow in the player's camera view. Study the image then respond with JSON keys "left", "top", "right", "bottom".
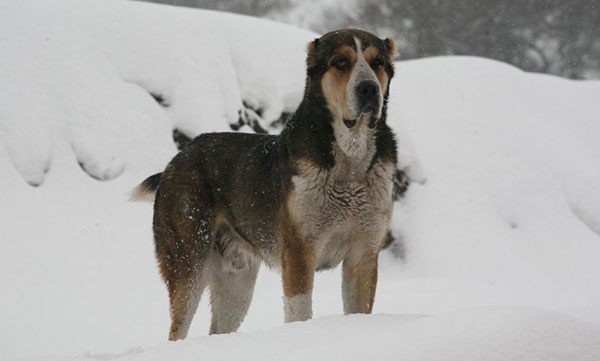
{"left": 390, "top": 57, "right": 600, "bottom": 302}
{"left": 0, "top": 0, "right": 314, "bottom": 185}
{"left": 27, "top": 307, "right": 600, "bottom": 361}
{"left": 2, "top": 0, "right": 600, "bottom": 360}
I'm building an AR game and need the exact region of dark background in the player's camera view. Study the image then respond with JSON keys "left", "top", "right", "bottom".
{"left": 137, "top": 0, "right": 600, "bottom": 80}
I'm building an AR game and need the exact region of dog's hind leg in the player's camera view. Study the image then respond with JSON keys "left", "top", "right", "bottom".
{"left": 167, "top": 270, "right": 206, "bottom": 341}
{"left": 208, "top": 227, "right": 260, "bottom": 334}
{"left": 164, "top": 223, "right": 211, "bottom": 341}
{"left": 154, "top": 185, "right": 215, "bottom": 341}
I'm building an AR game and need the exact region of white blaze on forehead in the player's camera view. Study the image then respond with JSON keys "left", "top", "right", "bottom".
{"left": 353, "top": 37, "right": 370, "bottom": 72}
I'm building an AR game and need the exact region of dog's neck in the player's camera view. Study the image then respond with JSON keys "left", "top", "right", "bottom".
{"left": 283, "top": 94, "right": 392, "bottom": 177}
{"left": 331, "top": 112, "right": 377, "bottom": 162}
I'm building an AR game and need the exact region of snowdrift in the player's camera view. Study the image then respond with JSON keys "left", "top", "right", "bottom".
{"left": 2, "top": 0, "right": 600, "bottom": 360}
{"left": 31, "top": 307, "right": 600, "bottom": 361}
{"left": 389, "top": 56, "right": 600, "bottom": 305}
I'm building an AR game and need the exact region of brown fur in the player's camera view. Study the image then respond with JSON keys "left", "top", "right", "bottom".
{"left": 342, "top": 252, "right": 379, "bottom": 313}
{"left": 320, "top": 45, "right": 356, "bottom": 121}
{"left": 385, "top": 38, "right": 399, "bottom": 59}
{"left": 364, "top": 45, "right": 390, "bottom": 93}
{"left": 279, "top": 207, "right": 315, "bottom": 298}
{"left": 363, "top": 45, "right": 379, "bottom": 62}
{"left": 321, "top": 70, "right": 352, "bottom": 123}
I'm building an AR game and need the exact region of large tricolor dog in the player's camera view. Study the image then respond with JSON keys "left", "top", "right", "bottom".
{"left": 132, "top": 29, "right": 399, "bottom": 340}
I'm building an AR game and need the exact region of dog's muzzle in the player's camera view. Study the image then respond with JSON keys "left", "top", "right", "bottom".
{"left": 356, "top": 80, "right": 380, "bottom": 114}
{"left": 344, "top": 80, "right": 380, "bottom": 129}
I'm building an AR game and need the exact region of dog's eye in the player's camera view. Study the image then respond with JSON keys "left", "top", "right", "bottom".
{"left": 333, "top": 58, "right": 350, "bottom": 71}
{"left": 371, "top": 58, "right": 384, "bottom": 69}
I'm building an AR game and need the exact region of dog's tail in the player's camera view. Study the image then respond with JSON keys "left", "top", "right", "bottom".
{"left": 130, "top": 173, "right": 162, "bottom": 202}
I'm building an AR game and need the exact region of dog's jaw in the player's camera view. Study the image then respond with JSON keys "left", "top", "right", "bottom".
{"left": 332, "top": 112, "right": 377, "bottom": 160}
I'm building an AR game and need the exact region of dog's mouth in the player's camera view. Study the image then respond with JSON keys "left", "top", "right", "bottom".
{"left": 343, "top": 107, "right": 379, "bottom": 129}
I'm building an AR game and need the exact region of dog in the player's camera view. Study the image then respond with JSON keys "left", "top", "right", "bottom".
{"left": 131, "top": 29, "right": 399, "bottom": 341}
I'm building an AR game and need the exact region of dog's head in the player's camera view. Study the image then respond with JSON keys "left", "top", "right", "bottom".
{"left": 305, "top": 29, "right": 398, "bottom": 158}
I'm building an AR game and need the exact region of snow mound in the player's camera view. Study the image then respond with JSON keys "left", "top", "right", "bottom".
{"left": 0, "top": 0, "right": 315, "bottom": 185}
{"left": 33, "top": 307, "right": 600, "bottom": 361}
{"left": 388, "top": 56, "right": 600, "bottom": 299}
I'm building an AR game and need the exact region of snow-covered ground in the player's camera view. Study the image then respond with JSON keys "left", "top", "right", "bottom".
{"left": 2, "top": 0, "right": 600, "bottom": 360}
{"left": 27, "top": 308, "right": 600, "bottom": 361}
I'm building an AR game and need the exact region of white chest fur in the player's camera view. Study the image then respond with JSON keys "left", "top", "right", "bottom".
{"left": 290, "top": 155, "right": 395, "bottom": 270}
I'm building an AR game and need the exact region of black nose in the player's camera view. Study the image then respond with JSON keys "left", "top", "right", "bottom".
{"left": 356, "top": 80, "right": 379, "bottom": 112}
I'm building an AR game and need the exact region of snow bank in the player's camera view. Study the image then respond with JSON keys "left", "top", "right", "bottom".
{"left": 0, "top": 0, "right": 315, "bottom": 185}
{"left": 31, "top": 307, "right": 600, "bottom": 361}
{"left": 388, "top": 57, "right": 600, "bottom": 311}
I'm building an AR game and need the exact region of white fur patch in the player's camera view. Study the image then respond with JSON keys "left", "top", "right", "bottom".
{"left": 332, "top": 112, "right": 375, "bottom": 159}
{"left": 283, "top": 294, "right": 312, "bottom": 323}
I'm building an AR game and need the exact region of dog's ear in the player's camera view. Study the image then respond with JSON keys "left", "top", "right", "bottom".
{"left": 306, "top": 38, "right": 319, "bottom": 71}
{"left": 384, "top": 38, "right": 399, "bottom": 60}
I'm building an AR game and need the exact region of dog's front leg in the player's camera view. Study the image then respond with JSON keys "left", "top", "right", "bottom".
{"left": 342, "top": 250, "right": 379, "bottom": 314}
{"left": 280, "top": 226, "right": 315, "bottom": 323}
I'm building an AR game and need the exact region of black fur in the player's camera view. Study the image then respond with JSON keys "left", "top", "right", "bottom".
{"left": 139, "top": 172, "right": 162, "bottom": 193}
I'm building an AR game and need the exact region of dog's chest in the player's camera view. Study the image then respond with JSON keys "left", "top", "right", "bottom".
{"left": 290, "top": 159, "right": 395, "bottom": 267}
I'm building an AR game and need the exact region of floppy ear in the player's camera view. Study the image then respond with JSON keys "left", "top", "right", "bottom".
{"left": 384, "top": 38, "right": 399, "bottom": 59}
{"left": 306, "top": 38, "right": 319, "bottom": 70}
